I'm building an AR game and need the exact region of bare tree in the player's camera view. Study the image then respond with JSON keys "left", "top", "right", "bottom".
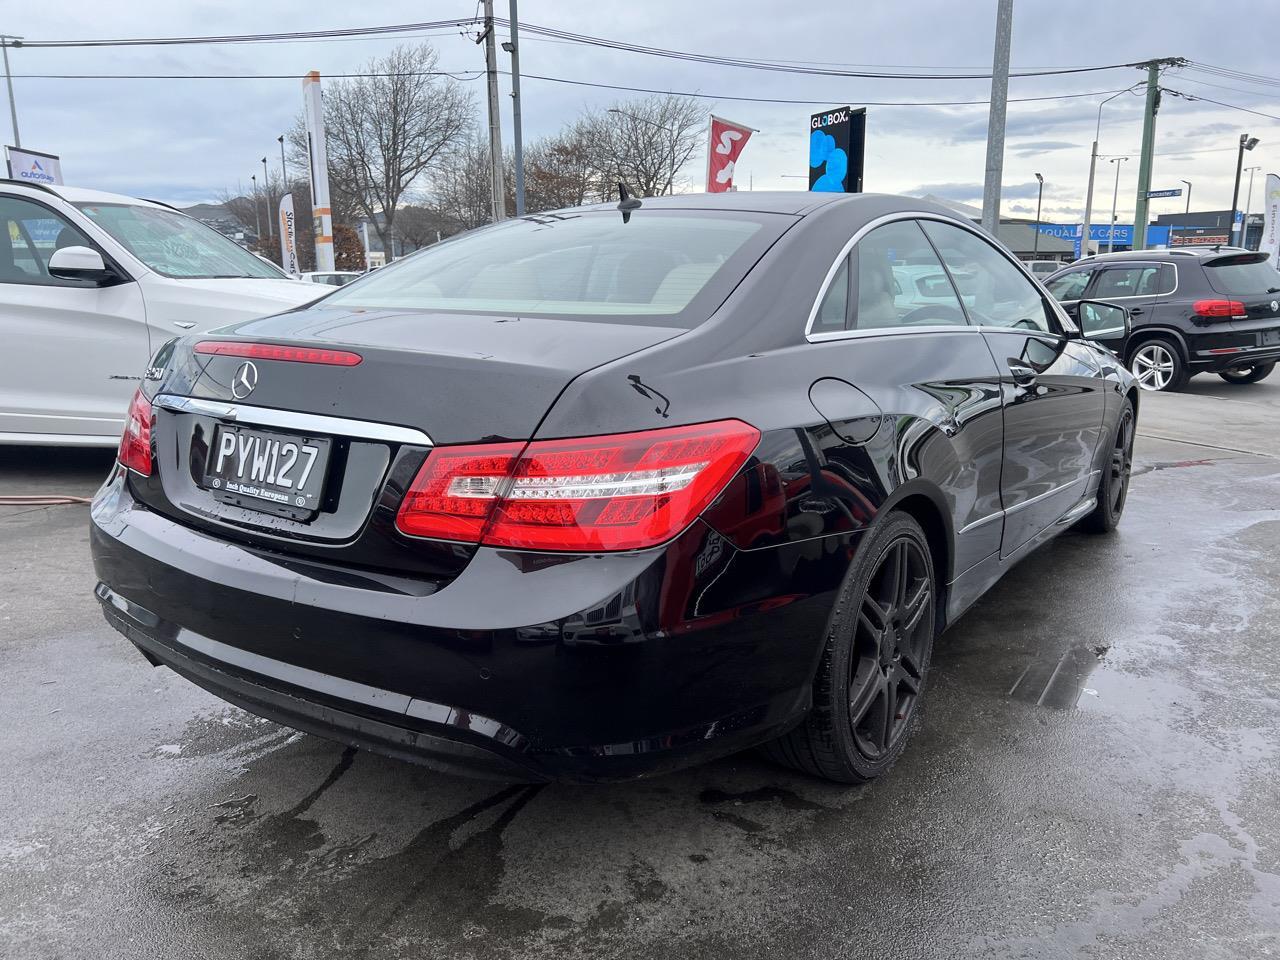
{"left": 584, "top": 95, "right": 705, "bottom": 197}
{"left": 294, "top": 44, "right": 474, "bottom": 258}
{"left": 524, "top": 121, "right": 611, "bottom": 212}
{"left": 430, "top": 129, "right": 508, "bottom": 232}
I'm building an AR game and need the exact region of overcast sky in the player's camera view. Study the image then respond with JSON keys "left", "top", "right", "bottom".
{"left": 5, "top": 0, "right": 1278, "bottom": 223}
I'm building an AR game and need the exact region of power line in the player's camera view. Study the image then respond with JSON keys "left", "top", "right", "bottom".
{"left": 8, "top": 17, "right": 1150, "bottom": 81}
{"left": 5, "top": 67, "right": 1136, "bottom": 108}
{"left": 1162, "top": 88, "right": 1280, "bottom": 123}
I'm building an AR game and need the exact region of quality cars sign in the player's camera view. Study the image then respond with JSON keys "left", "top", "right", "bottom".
{"left": 5, "top": 146, "right": 63, "bottom": 186}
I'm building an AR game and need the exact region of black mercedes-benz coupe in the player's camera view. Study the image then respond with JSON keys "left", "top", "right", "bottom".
{"left": 91, "top": 192, "right": 1139, "bottom": 783}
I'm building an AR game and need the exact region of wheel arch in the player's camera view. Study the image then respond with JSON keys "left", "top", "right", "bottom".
{"left": 1125, "top": 326, "right": 1189, "bottom": 363}
{"left": 877, "top": 482, "right": 954, "bottom": 629}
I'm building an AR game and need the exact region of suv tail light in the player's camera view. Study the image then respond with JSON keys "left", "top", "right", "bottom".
{"left": 1192, "top": 299, "right": 1246, "bottom": 319}
{"left": 118, "top": 388, "right": 153, "bottom": 476}
{"left": 395, "top": 420, "right": 760, "bottom": 552}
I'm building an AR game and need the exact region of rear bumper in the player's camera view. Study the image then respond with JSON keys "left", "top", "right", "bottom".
{"left": 91, "top": 467, "right": 848, "bottom": 782}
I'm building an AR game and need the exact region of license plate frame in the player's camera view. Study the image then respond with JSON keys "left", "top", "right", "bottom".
{"left": 202, "top": 424, "right": 332, "bottom": 517}
{"left": 1261, "top": 329, "right": 1280, "bottom": 347}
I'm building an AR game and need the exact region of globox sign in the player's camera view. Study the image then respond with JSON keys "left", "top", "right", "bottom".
{"left": 809, "top": 107, "right": 866, "bottom": 194}
{"left": 5, "top": 146, "right": 63, "bottom": 186}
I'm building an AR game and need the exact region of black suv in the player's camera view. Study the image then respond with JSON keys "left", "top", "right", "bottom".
{"left": 1045, "top": 249, "right": 1280, "bottom": 391}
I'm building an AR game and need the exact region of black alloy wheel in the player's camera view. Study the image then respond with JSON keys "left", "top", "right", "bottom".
{"left": 1080, "top": 398, "right": 1135, "bottom": 534}
{"left": 1218, "top": 361, "right": 1275, "bottom": 385}
{"left": 766, "top": 512, "right": 936, "bottom": 782}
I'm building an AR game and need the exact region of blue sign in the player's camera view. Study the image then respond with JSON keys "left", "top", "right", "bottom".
{"left": 1146, "top": 188, "right": 1182, "bottom": 199}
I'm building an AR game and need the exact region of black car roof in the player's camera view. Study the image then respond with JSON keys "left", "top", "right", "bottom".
{"left": 568, "top": 190, "right": 937, "bottom": 218}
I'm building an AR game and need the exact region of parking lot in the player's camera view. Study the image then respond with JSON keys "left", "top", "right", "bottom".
{"left": 2, "top": 378, "right": 1278, "bottom": 959}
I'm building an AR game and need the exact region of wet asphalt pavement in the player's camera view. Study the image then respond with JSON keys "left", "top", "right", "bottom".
{"left": 2, "top": 377, "right": 1279, "bottom": 959}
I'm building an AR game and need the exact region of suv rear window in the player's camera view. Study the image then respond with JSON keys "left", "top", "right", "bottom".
{"left": 319, "top": 210, "right": 788, "bottom": 327}
{"left": 1203, "top": 254, "right": 1280, "bottom": 297}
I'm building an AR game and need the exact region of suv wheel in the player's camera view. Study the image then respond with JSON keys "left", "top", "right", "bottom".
{"left": 764, "top": 512, "right": 936, "bottom": 783}
{"left": 1218, "top": 361, "right": 1275, "bottom": 385}
{"left": 1129, "top": 339, "right": 1189, "bottom": 392}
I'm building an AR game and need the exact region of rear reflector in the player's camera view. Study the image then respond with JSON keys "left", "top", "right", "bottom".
{"left": 194, "top": 341, "right": 363, "bottom": 366}
{"left": 1192, "top": 299, "right": 1246, "bottom": 319}
{"left": 395, "top": 420, "right": 761, "bottom": 552}
{"left": 118, "top": 388, "right": 153, "bottom": 476}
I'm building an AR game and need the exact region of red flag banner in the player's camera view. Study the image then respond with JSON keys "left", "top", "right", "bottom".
{"left": 706, "top": 116, "right": 756, "bottom": 193}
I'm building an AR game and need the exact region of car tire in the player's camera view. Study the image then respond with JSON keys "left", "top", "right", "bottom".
{"left": 764, "top": 511, "right": 936, "bottom": 783}
{"left": 1218, "top": 361, "right": 1275, "bottom": 385}
{"left": 1079, "top": 398, "right": 1135, "bottom": 535}
{"left": 1128, "top": 337, "right": 1189, "bottom": 392}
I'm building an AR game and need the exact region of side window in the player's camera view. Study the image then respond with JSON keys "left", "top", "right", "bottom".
{"left": 1093, "top": 265, "right": 1163, "bottom": 299}
{"left": 0, "top": 196, "right": 95, "bottom": 287}
{"left": 852, "top": 219, "right": 966, "bottom": 330}
{"left": 1045, "top": 268, "right": 1093, "bottom": 301}
{"left": 1157, "top": 263, "right": 1176, "bottom": 295}
{"left": 920, "top": 220, "right": 1057, "bottom": 333}
{"left": 812, "top": 257, "right": 850, "bottom": 334}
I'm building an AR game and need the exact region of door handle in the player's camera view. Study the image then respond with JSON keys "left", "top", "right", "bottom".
{"left": 1128, "top": 307, "right": 1144, "bottom": 316}
{"left": 1008, "top": 361, "right": 1038, "bottom": 386}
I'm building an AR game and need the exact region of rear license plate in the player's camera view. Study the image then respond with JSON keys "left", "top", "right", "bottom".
{"left": 203, "top": 424, "right": 331, "bottom": 512}
{"left": 1262, "top": 330, "right": 1280, "bottom": 346}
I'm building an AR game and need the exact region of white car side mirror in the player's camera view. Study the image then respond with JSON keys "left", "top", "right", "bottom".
{"left": 48, "top": 245, "right": 111, "bottom": 282}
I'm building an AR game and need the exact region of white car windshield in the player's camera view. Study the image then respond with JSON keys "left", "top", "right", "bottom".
{"left": 75, "top": 202, "right": 284, "bottom": 280}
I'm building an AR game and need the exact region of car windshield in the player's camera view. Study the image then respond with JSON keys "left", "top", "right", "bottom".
{"left": 74, "top": 202, "right": 285, "bottom": 280}
{"left": 1203, "top": 254, "right": 1280, "bottom": 296}
{"left": 318, "top": 210, "right": 784, "bottom": 326}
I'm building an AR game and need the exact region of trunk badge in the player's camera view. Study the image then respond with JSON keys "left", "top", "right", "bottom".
{"left": 231, "top": 361, "right": 259, "bottom": 399}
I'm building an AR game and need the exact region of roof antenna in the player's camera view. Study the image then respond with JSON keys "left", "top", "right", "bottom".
{"left": 617, "top": 182, "right": 642, "bottom": 223}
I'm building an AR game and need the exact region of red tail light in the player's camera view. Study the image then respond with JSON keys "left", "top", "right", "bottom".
{"left": 1192, "top": 299, "right": 1246, "bottom": 319}
{"left": 194, "top": 341, "right": 363, "bottom": 366}
{"left": 395, "top": 420, "right": 761, "bottom": 552}
{"left": 118, "top": 388, "right": 153, "bottom": 476}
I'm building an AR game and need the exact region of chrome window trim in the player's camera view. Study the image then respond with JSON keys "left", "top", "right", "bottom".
{"left": 1088, "top": 261, "right": 1179, "bottom": 300}
{"left": 154, "top": 394, "right": 433, "bottom": 447}
{"left": 804, "top": 210, "right": 1062, "bottom": 343}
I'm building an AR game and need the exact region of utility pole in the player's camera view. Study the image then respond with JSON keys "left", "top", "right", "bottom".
{"left": 479, "top": 0, "right": 506, "bottom": 223}
{"left": 1130, "top": 58, "right": 1187, "bottom": 249}
{"left": 504, "top": 0, "right": 526, "bottom": 216}
{"left": 980, "top": 0, "right": 1014, "bottom": 234}
{"left": 1, "top": 36, "right": 20, "bottom": 148}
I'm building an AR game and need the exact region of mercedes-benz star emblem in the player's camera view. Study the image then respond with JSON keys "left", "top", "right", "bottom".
{"left": 1270, "top": 299, "right": 1278, "bottom": 313}
{"left": 231, "top": 360, "right": 259, "bottom": 400}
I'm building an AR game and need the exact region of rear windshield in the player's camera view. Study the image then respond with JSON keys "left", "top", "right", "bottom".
{"left": 318, "top": 210, "right": 787, "bottom": 326}
{"left": 1204, "top": 254, "right": 1280, "bottom": 296}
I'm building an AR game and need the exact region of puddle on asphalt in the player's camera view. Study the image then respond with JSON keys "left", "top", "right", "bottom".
{"left": 1008, "top": 643, "right": 1111, "bottom": 709}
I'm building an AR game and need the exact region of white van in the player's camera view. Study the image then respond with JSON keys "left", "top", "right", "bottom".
{"left": 0, "top": 180, "right": 323, "bottom": 445}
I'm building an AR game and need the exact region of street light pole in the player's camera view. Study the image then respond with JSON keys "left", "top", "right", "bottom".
{"left": 261, "top": 157, "right": 270, "bottom": 235}
{"left": 1033, "top": 173, "right": 1044, "bottom": 258}
{"left": 1179, "top": 179, "right": 1191, "bottom": 214}
{"left": 250, "top": 174, "right": 261, "bottom": 239}
{"left": 1242, "top": 165, "right": 1261, "bottom": 250}
{"left": 1081, "top": 87, "right": 1134, "bottom": 260}
{"left": 0, "top": 36, "right": 20, "bottom": 148}
{"left": 1108, "top": 156, "right": 1128, "bottom": 253}
{"left": 278, "top": 135, "right": 288, "bottom": 187}
{"left": 1230, "top": 133, "right": 1259, "bottom": 245}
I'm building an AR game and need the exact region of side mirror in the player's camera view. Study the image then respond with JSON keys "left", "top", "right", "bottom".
{"left": 1075, "top": 299, "right": 1129, "bottom": 345}
{"left": 48, "top": 245, "right": 111, "bottom": 283}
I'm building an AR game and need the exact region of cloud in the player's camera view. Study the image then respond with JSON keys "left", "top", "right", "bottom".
{"left": 1013, "top": 140, "right": 1080, "bottom": 157}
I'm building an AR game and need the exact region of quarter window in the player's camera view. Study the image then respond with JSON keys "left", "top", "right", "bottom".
{"left": 0, "top": 196, "right": 96, "bottom": 287}
{"left": 812, "top": 257, "right": 850, "bottom": 333}
{"left": 851, "top": 220, "right": 967, "bottom": 330}
{"left": 1045, "top": 268, "right": 1093, "bottom": 301}
{"left": 920, "top": 220, "right": 1057, "bottom": 333}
